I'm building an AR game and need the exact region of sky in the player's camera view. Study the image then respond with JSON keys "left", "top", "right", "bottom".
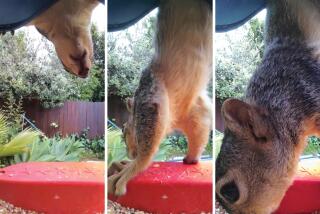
{"left": 216, "top": 9, "right": 266, "bottom": 50}
{"left": 108, "top": 8, "right": 157, "bottom": 51}
{"left": 91, "top": 4, "right": 106, "bottom": 32}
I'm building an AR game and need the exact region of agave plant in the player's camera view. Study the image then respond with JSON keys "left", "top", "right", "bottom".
{"left": 14, "top": 135, "right": 86, "bottom": 163}
{"left": 107, "top": 126, "right": 128, "bottom": 167}
{"left": 0, "top": 113, "right": 39, "bottom": 166}
{"left": 215, "top": 130, "right": 224, "bottom": 159}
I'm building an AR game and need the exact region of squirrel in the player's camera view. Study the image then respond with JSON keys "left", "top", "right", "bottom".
{"left": 28, "top": 0, "right": 99, "bottom": 78}
{"left": 108, "top": 0, "right": 212, "bottom": 196}
{"left": 216, "top": 0, "right": 320, "bottom": 213}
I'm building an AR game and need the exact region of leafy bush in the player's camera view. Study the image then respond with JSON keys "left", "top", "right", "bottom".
{"left": 216, "top": 18, "right": 264, "bottom": 101}
{"left": 304, "top": 136, "right": 320, "bottom": 156}
{"left": 107, "top": 15, "right": 156, "bottom": 98}
{"left": 13, "top": 135, "right": 85, "bottom": 163}
{"left": 0, "top": 112, "right": 39, "bottom": 167}
{"left": 13, "top": 129, "right": 105, "bottom": 164}
{"left": 73, "top": 129, "right": 105, "bottom": 160}
{"left": 161, "top": 133, "right": 213, "bottom": 160}
{"left": 1, "top": 92, "right": 24, "bottom": 138}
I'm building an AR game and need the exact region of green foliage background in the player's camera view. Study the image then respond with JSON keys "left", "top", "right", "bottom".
{"left": 215, "top": 19, "right": 264, "bottom": 101}
{"left": 107, "top": 16, "right": 156, "bottom": 98}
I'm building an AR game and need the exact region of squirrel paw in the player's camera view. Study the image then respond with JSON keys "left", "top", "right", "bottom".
{"left": 108, "top": 160, "right": 130, "bottom": 176}
{"left": 108, "top": 171, "right": 127, "bottom": 196}
{"left": 183, "top": 157, "right": 199, "bottom": 165}
{"left": 108, "top": 161, "right": 131, "bottom": 196}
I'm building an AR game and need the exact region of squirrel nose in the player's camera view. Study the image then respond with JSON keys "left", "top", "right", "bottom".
{"left": 70, "top": 50, "right": 90, "bottom": 78}
{"left": 70, "top": 49, "right": 87, "bottom": 62}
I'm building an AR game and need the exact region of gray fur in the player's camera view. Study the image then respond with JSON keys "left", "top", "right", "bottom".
{"left": 247, "top": 38, "right": 320, "bottom": 145}
{"left": 265, "top": 0, "right": 304, "bottom": 44}
{"left": 133, "top": 67, "right": 159, "bottom": 155}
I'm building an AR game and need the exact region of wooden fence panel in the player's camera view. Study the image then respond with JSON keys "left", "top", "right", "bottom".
{"left": 24, "top": 101, "right": 105, "bottom": 139}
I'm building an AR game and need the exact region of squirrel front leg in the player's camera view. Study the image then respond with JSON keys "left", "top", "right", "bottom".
{"left": 180, "top": 95, "right": 212, "bottom": 164}
{"left": 108, "top": 88, "right": 169, "bottom": 196}
{"left": 108, "top": 157, "right": 153, "bottom": 196}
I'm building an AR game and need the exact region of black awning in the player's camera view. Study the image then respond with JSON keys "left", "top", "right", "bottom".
{"left": 0, "top": 0, "right": 105, "bottom": 32}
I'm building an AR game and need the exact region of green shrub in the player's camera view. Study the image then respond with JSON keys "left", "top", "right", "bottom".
{"left": 75, "top": 129, "right": 105, "bottom": 160}
{"left": 160, "top": 132, "right": 213, "bottom": 161}
{"left": 13, "top": 128, "right": 105, "bottom": 164}
{"left": 107, "top": 16, "right": 156, "bottom": 98}
{"left": 13, "top": 135, "right": 85, "bottom": 163}
{"left": 304, "top": 136, "right": 320, "bottom": 156}
{"left": 0, "top": 112, "right": 39, "bottom": 167}
{"left": 216, "top": 18, "right": 264, "bottom": 101}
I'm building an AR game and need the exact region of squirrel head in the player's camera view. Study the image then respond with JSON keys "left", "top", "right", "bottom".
{"left": 31, "top": 0, "right": 99, "bottom": 78}
{"left": 123, "top": 97, "right": 138, "bottom": 159}
{"left": 216, "top": 99, "right": 295, "bottom": 214}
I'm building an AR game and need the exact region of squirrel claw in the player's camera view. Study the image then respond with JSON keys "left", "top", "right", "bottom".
{"left": 108, "top": 172, "right": 127, "bottom": 196}
{"left": 108, "top": 161, "right": 131, "bottom": 196}
{"left": 183, "top": 157, "right": 199, "bottom": 164}
{"left": 108, "top": 160, "right": 130, "bottom": 176}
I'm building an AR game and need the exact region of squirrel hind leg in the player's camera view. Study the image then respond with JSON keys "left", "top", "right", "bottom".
{"left": 180, "top": 95, "right": 212, "bottom": 164}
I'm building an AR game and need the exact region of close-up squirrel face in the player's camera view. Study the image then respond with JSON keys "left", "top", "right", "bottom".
{"left": 215, "top": 99, "right": 296, "bottom": 214}
{"left": 216, "top": 130, "right": 292, "bottom": 214}
{"left": 32, "top": 0, "right": 98, "bottom": 78}
{"left": 123, "top": 97, "right": 138, "bottom": 160}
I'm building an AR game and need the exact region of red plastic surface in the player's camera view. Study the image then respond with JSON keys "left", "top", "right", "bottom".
{"left": 275, "top": 160, "right": 320, "bottom": 214}
{"left": 0, "top": 162, "right": 105, "bottom": 214}
{"left": 275, "top": 177, "right": 320, "bottom": 214}
{"left": 109, "top": 161, "right": 213, "bottom": 214}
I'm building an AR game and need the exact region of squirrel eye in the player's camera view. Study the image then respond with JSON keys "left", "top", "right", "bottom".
{"left": 220, "top": 181, "right": 239, "bottom": 204}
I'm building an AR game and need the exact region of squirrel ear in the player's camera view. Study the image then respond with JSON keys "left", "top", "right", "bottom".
{"left": 126, "top": 98, "right": 134, "bottom": 113}
{"left": 222, "top": 99, "right": 270, "bottom": 143}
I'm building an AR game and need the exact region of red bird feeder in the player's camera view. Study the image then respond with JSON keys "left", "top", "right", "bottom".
{"left": 0, "top": 162, "right": 105, "bottom": 214}
{"left": 109, "top": 161, "right": 213, "bottom": 214}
